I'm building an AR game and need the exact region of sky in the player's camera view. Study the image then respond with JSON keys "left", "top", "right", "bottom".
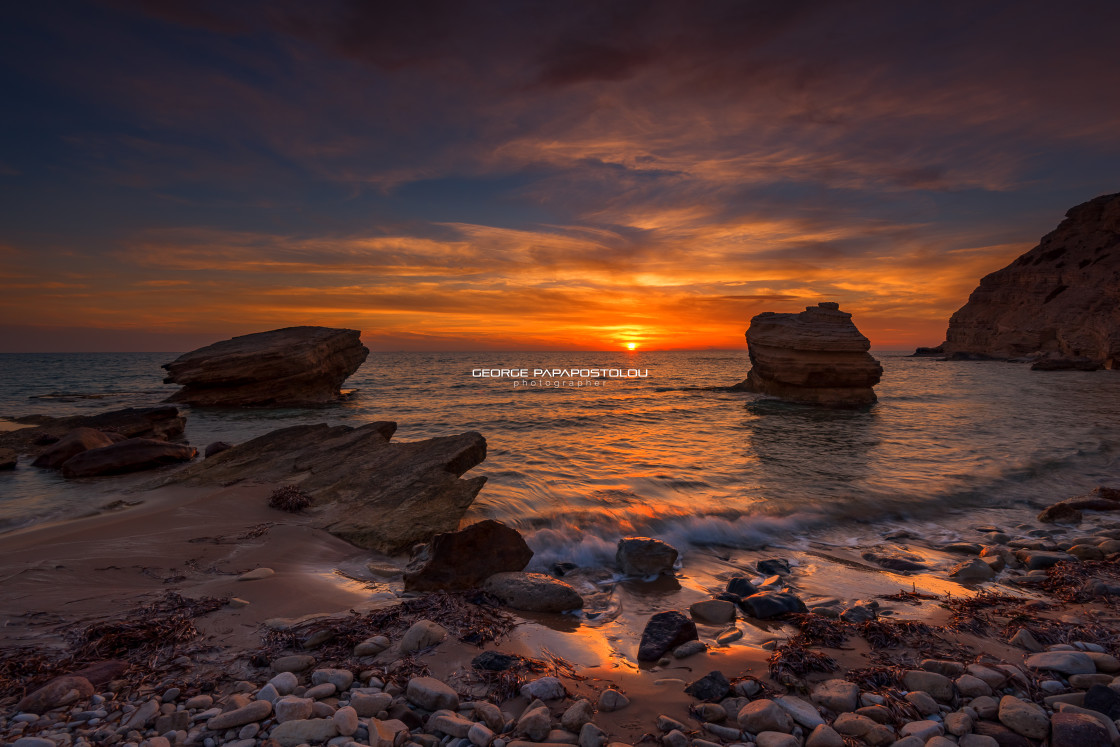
{"left": 1, "top": 1, "right": 1119, "bottom": 352}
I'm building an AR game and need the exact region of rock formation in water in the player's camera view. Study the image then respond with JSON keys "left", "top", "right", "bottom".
{"left": 732, "top": 302, "right": 883, "bottom": 406}
{"left": 60, "top": 438, "right": 198, "bottom": 478}
{"left": 154, "top": 421, "right": 487, "bottom": 554}
{"left": 162, "top": 326, "right": 369, "bottom": 407}
{"left": 0, "top": 406, "right": 186, "bottom": 464}
{"left": 942, "top": 192, "right": 1120, "bottom": 368}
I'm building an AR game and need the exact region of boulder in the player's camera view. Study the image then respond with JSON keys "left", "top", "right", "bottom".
{"left": 941, "top": 192, "right": 1120, "bottom": 366}
{"left": 162, "top": 326, "right": 369, "bottom": 407}
{"left": 638, "top": 611, "right": 698, "bottom": 662}
{"left": 738, "top": 699, "right": 793, "bottom": 733}
{"left": 616, "top": 537, "right": 678, "bottom": 576}
{"left": 690, "top": 599, "right": 737, "bottom": 624}
{"left": 152, "top": 421, "right": 487, "bottom": 554}
{"left": 0, "top": 447, "right": 16, "bottom": 470}
{"left": 31, "top": 427, "right": 117, "bottom": 469}
{"left": 406, "top": 677, "right": 459, "bottom": 711}
{"left": 482, "top": 572, "right": 584, "bottom": 612}
{"left": 1025, "top": 651, "right": 1096, "bottom": 675}
{"left": 732, "top": 302, "right": 882, "bottom": 406}
{"left": 60, "top": 438, "right": 197, "bottom": 478}
{"left": 15, "top": 676, "right": 95, "bottom": 714}
{"left": 404, "top": 519, "right": 532, "bottom": 591}
{"left": 1050, "top": 712, "right": 1110, "bottom": 747}
{"left": 997, "top": 696, "right": 1049, "bottom": 740}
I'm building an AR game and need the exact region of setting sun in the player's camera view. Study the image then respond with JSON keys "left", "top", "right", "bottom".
{"left": 626, "top": 342, "right": 638, "bottom": 350}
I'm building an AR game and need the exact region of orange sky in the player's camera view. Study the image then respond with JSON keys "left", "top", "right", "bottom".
{"left": 2, "top": 2, "right": 1119, "bottom": 352}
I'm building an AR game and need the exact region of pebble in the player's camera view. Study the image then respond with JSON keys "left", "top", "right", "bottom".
{"left": 236, "top": 567, "right": 275, "bottom": 581}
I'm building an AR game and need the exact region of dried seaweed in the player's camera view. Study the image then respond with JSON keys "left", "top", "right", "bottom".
{"left": 768, "top": 642, "right": 839, "bottom": 685}
{"left": 845, "top": 665, "right": 901, "bottom": 690}
{"left": 856, "top": 619, "right": 935, "bottom": 649}
{"left": 877, "top": 589, "right": 940, "bottom": 605}
{"left": 788, "top": 613, "right": 849, "bottom": 648}
{"left": 71, "top": 592, "right": 226, "bottom": 661}
{"left": 1042, "top": 559, "right": 1120, "bottom": 603}
{"left": 268, "top": 485, "right": 311, "bottom": 512}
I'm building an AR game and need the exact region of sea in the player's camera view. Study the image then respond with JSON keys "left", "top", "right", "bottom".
{"left": 1, "top": 351, "right": 1118, "bottom": 567}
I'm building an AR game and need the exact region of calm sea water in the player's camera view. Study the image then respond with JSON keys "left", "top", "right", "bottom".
{"left": 1, "top": 351, "right": 1118, "bottom": 564}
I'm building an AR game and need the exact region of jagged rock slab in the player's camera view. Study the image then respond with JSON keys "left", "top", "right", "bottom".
{"left": 162, "top": 326, "right": 369, "bottom": 407}
{"left": 0, "top": 406, "right": 186, "bottom": 458}
{"left": 733, "top": 302, "right": 882, "bottom": 406}
{"left": 153, "top": 421, "right": 487, "bottom": 554}
{"left": 32, "top": 427, "right": 121, "bottom": 469}
{"left": 943, "top": 192, "right": 1120, "bottom": 366}
{"left": 60, "top": 438, "right": 198, "bottom": 478}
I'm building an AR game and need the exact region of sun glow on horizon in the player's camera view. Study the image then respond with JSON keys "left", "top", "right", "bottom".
{"left": 626, "top": 342, "right": 638, "bottom": 350}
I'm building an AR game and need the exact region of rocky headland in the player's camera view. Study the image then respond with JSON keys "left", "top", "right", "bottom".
{"left": 939, "top": 192, "right": 1120, "bottom": 369}
{"left": 732, "top": 303, "right": 883, "bottom": 406}
{"left": 162, "top": 327, "right": 370, "bottom": 407}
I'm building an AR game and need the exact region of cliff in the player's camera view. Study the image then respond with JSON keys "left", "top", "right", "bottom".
{"left": 943, "top": 192, "right": 1120, "bottom": 368}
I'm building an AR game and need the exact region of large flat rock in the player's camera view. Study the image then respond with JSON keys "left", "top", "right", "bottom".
{"left": 162, "top": 326, "right": 369, "bottom": 407}
{"left": 153, "top": 422, "right": 487, "bottom": 554}
{"left": 733, "top": 302, "right": 882, "bottom": 406}
{"left": 943, "top": 192, "right": 1120, "bottom": 366}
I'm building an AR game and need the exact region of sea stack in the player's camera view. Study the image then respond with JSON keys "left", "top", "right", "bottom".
{"left": 942, "top": 192, "right": 1120, "bottom": 369}
{"left": 735, "top": 302, "right": 883, "bottom": 406}
{"left": 162, "top": 326, "right": 369, "bottom": 407}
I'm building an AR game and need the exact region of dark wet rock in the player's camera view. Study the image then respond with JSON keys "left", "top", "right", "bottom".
{"left": 16, "top": 676, "right": 95, "bottom": 714}
{"left": 404, "top": 519, "right": 532, "bottom": 591}
{"left": 1039, "top": 487, "right": 1120, "bottom": 523}
{"left": 726, "top": 577, "right": 758, "bottom": 597}
{"left": 0, "top": 447, "right": 15, "bottom": 470}
{"left": 162, "top": 326, "right": 369, "bottom": 407}
{"left": 60, "top": 438, "right": 197, "bottom": 478}
{"left": 616, "top": 536, "right": 679, "bottom": 576}
{"left": 204, "top": 441, "right": 233, "bottom": 458}
{"left": 482, "top": 572, "right": 584, "bottom": 612}
{"left": 1082, "top": 578, "right": 1120, "bottom": 596}
{"left": 472, "top": 651, "right": 520, "bottom": 671}
{"left": 912, "top": 345, "right": 945, "bottom": 357}
{"left": 553, "top": 562, "right": 578, "bottom": 576}
{"left": 1050, "top": 712, "right": 1110, "bottom": 747}
{"left": 739, "top": 592, "right": 808, "bottom": 619}
{"left": 153, "top": 421, "right": 487, "bottom": 554}
{"left": 732, "top": 302, "right": 883, "bottom": 406}
{"left": 757, "top": 558, "right": 792, "bottom": 575}
{"left": 685, "top": 671, "right": 730, "bottom": 702}
{"left": 1083, "top": 684, "right": 1120, "bottom": 719}
{"left": 31, "top": 427, "right": 118, "bottom": 469}
{"left": 1018, "top": 550, "right": 1075, "bottom": 570}
{"left": 942, "top": 192, "right": 1120, "bottom": 367}
{"left": 638, "top": 611, "right": 698, "bottom": 662}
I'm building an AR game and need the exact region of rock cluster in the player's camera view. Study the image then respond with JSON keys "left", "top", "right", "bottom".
{"left": 733, "top": 303, "right": 883, "bottom": 406}
{"left": 162, "top": 326, "right": 369, "bottom": 407}
{"left": 942, "top": 192, "right": 1120, "bottom": 367}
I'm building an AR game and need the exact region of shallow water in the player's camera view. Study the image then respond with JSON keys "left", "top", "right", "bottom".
{"left": 1, "top": 351, "right": 1118, "bottom": 563}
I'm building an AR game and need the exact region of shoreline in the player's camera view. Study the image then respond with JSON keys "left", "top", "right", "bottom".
{"left": 2, "top": 474, "right": 1119, "bottom": 747}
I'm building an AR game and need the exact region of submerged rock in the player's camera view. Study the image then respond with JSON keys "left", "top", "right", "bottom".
{"left": 404, "top": 519, "right": 532, "bottom": 591}
{"left": 942, "top": 192, "right": 1120, "bottom": 367}
{"left": 732, "top": 302, "right": 883, "bottom": 406}
{"left": 60, "top": 438, "right": 197, "bottom": 478}
{"left": 153, "top": 421, "right": 486, "bottom": 554}
{"left": 0, "top": 447, "right": 17, "bottom": 470}
{"left": 1038, "top": 486, "right": 1120, "bottom": 523}
{"left": 162, "top": 326, "right": 369, "bottom": 407}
